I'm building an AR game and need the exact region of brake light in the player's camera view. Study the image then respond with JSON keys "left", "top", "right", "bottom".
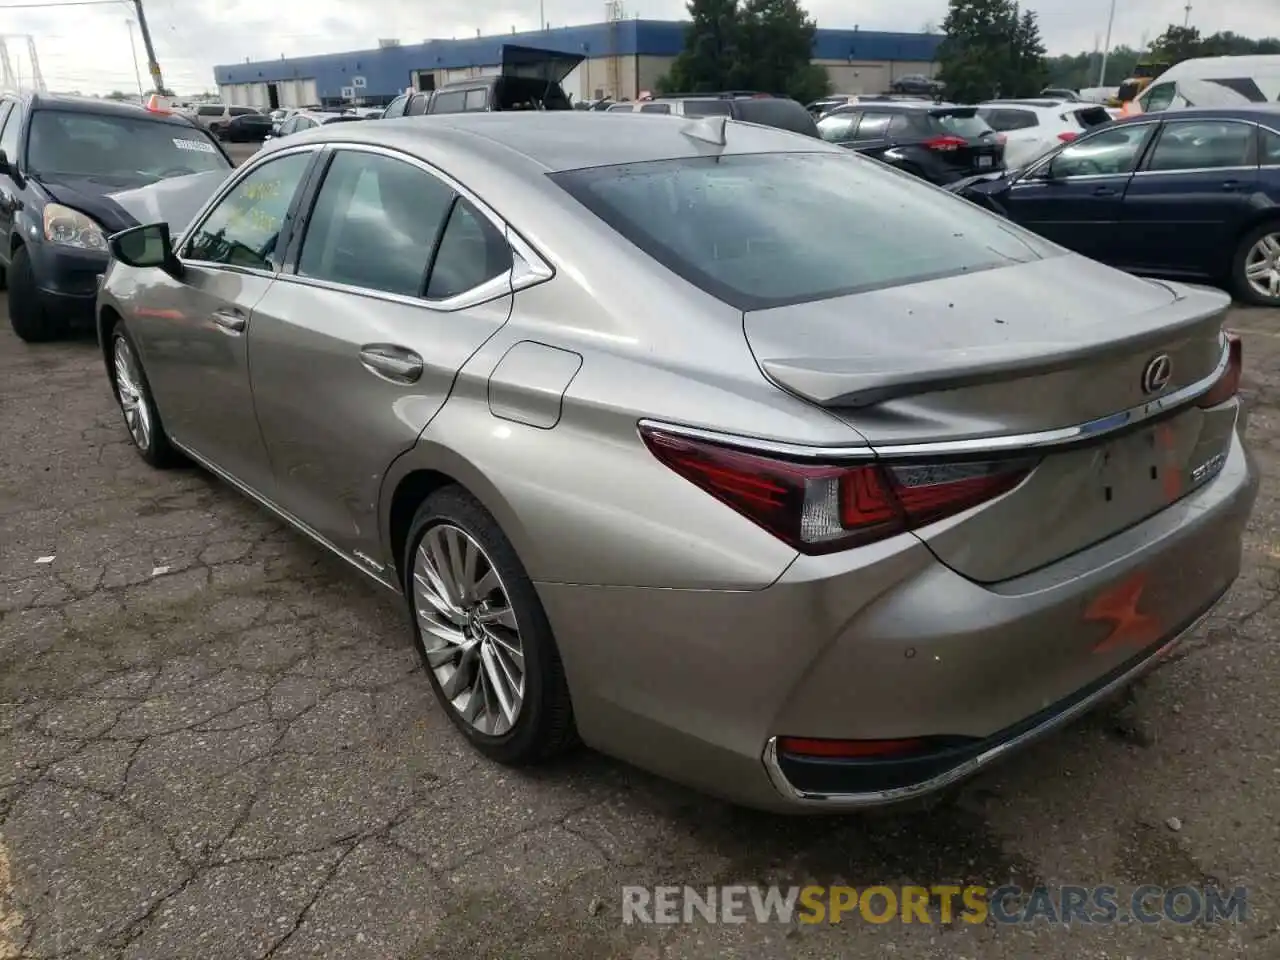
{"left": 924, "top": 134, "right": 967, "bottom": 151}
{"left": 1197, "top": 333, "right": 1243, "bottom": 408}
{"left": 1057, "top": 131, "right": 1078, "bottom": 142}
{"left": 640, "top": 427, "right": 1035, "bottom": 554}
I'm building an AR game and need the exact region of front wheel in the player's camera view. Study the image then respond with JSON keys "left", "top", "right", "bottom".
{"left": 110, "top": 325, "right": 180, "bottom": 468}
{"left": 404, "top": 487, "right": 576, "bottom": 765}
{"left": 1233, "top": 223, "right": 1280, "bottom": 307}
{"left": 7, "top": 245, "right": 65, "bottom": 342}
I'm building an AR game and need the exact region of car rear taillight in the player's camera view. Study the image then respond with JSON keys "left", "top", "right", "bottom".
{"left": 924, "top": 134, "right": 967, "bottom": 151}
{"left": 640, "top": 427, "right": 1035, "bottom": 554}
{"left": 777, "top": 736, "right": 926, "bottom": 759}
{"left": 1197, "top": 333, "right": 1243, "bottom": 408}
{"left": 1057, "top": 131, "right": 1078, "bottom": 142}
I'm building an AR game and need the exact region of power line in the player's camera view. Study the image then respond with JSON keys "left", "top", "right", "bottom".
{"left": 0, "top": 1, "right": 125, "bottom": 8}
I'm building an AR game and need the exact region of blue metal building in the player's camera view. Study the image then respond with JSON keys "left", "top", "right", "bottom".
{"left": 214, "top": 20, "right": 942, "bottom": 107}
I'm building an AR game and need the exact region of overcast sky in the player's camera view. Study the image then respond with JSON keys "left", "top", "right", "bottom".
{"left": 4, "top": 0, "right": 1280, "bottom": 94}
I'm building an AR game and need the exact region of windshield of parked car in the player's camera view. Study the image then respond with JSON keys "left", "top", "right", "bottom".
{"left": 553, "top": 151, "right": 1048, "bottom": 310}
{"left": 26, "top": 110, "right": 230, "bottom": 184}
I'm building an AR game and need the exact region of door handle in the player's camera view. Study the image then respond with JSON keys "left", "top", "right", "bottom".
{"left": 1092, "top": 186, "right": 1117, "bottom": 197}
{"left": 210, "top": 309, "right": 246, "bottom": 334}
{"left": 359, "top": 344, "right": 423, "bottom": 384}
{"left": 1222, "top": 179, "right": 1240, "bottom": 191}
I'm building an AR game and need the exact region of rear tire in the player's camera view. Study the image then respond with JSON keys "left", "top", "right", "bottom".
{"left": 1231, "top": 222, "right": 1280, "bottom": 307}
{"left": 403, "top": 486, "right": 577, "bottom": 766}
{"left": 7, "top": 245, "right": 65, "bottom": 342}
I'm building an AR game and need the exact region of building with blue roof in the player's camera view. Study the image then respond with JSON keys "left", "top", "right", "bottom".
{"left": 214, "top": 19, "right": 941, "bottom": 108}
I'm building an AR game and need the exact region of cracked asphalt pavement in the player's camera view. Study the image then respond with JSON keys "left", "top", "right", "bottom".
{"left": 2, "top": 294, "right": 1280, "bottom": 960}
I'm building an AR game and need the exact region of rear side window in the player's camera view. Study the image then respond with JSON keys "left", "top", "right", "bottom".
{"left": 640, "top": 102, "right": 671, "bottom": 114}
{"left": 431, "top": 91, "right": 466, "bottom": 114}
{"left": 1072, "top": 106, "right": 1112, "bottom": 129}
{"left": 198, "top": 106, "right": 224, "bottom": 117}
{"left": 929, "top": 111, "right": 991, "bottom": 138}
{"left": 606, "top": 103, "right": 634, "bottom": 112}
{"left": 1147, "top": 120, "right": 1255, "bottom": 172}
{"left": 681, "top": 100, "right": 732, "bottom": 117}
{"left": 982, "top": 108, "right": 1037, "bottom": 132}
{"left": 298, "top": 151, "right": 456, "bottom": 296}
{"left": 855, "top": 113, "right": 891, "bottom": 138}
{"left": 425, "top": 199, "right": 513, "bottom": 299}
{"left": 552, "top": 152, "right": 1046, "bottom": 311}
{"left": 1264, "top": 128, "right": 1280, "bottom": 165}
{"left": 463, "top": 89, "right": 488, "bottom": 111}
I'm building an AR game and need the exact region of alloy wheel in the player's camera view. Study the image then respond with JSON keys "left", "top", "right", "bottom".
{"left": 113, "top": 336, "right": 152, "bottom": 452}
{"left": 412, "top": 523, "right": 526, "bottom": 736}
{"left": 1245, "top": 232, "right": 1280, "bottom": 300}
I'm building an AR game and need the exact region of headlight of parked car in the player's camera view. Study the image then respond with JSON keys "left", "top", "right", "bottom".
{"left": 43, "top": 203, "right": 108, "bottom": 252}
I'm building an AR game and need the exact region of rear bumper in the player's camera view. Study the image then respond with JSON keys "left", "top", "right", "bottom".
{"left": 537, "top": 431, "right": 1257, "bottom": 813}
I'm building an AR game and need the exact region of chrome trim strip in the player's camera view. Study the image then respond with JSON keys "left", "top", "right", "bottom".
{"left": 640, "top": 340, "right": 1231, "bottom": 462}
{"left": 1131, "top": 164, "right": 1257, "bottom": 177}
{"left": 762, "top": 607, "right": 1212, "bottom": 808}
{"left": 271, "top": 270, "right": 513, "bottom": 313}
{"left": 169, "top": 437, "right": 401, "bottom": 595}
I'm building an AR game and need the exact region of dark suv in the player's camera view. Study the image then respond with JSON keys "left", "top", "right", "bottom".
{"left": 383, "top": 45, "right": 585, "bottom": 118}
{"left": 610, "top": 93, "right": 819, "bottom": 137}
{"left": 816, "top": 101, "right": 1004, "bottom": 184}
{"left": 0, "top": 93, "right": 232, "bottom": 341}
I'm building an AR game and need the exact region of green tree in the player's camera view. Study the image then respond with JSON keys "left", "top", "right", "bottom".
{"left": 938, "top": 0, "right": 1018, "bottom": 101}
{"left": 736, "top": 0, "right": 828, "bottom": 100}
{"left": 1009, "top": 8, "right": 1048, "bottom": 94}
{"left": 658, "top": 0, "right": 828, "bottom": 99}
{"left": 662, "top": 0, "right": 742, "bottom": 93}
{"left": 106, "top": 90, "right": 128, "bottom": 100}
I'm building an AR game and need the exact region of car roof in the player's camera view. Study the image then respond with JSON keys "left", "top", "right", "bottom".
{"left": 262, "top": 111, "right": 844, "bottom": 174}
{"left": 1113, "top": 104, "right": 1280, "bottom": 125}
{"left": 5, "top": 91, "right": 200, "bottom": 127}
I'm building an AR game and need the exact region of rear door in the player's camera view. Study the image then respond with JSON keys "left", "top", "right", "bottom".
{"left": 848, "top": 110, "right": 893, "bottom": 158}
{"left": 1119, "top": 117, "right": 1259, "bottom": 277}
{"left": 980, "top": 107, "right": 1042, "bottom": 167}
{"left": 1003, "top": 120, "right": 1156, "bottom": 261}
{"left": 247, "top": 145, "right": 516, "bottom": 563}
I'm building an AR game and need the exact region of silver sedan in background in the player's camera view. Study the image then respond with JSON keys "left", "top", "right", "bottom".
{"left": 96, "top": 113, "right": 1256, "bottom": 812}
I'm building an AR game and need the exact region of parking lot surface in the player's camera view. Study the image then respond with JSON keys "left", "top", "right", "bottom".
{"left": 2, "top": 299, "right": 1279, "bottom": 960}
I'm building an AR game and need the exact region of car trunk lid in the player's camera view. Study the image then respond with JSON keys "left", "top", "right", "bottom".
{"left": 743, "top": 257, "right": 1235, "bottom": 582}
{"left": 925, "top": 107, "right": 1003, "bottom": 172}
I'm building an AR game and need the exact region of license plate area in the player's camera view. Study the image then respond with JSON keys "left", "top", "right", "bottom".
{"left": 1095, "top": 424, "right": 1189, "bottom": 508}
{"left": 976, "top": 155, "right": 993, "bottom": 169}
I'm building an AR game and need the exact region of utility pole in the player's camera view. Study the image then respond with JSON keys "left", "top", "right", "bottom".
{"left": 1098, "top": 0, "right": 1117, "bottom": 87}
{"left": 130, "top": 0, "right": 166, "bottom": 94}
{"left": 1183, "top": 3, "right": 1192, "bottom": 27}
{"left": 125, "top": 19, "right": 144, "bottom": 96}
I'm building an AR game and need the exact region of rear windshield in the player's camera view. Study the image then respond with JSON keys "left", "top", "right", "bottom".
{"left": 552, "top": 152, "right": 1047, "bottom": 311}
{"left": 681, "top": 100, "right": 733, "bottom": 117}
{"left": 1071, "top": 106, "right": 1112, "bottom": 128}
{"left": 929, "top": 110, "right": 991, "bottom": 138}
{"left": 26, "top": 110, "right": 230, "bottom": 185}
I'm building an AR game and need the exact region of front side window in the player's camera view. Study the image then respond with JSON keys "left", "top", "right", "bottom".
{"left": 1049, "top": 123, "right": 1152, "bottom": 178}
{"left": 1139, "top": 82, "right": 1176, "bottom": 113}
{"left": 425, "top": 198, "right": 513, "bottom": 300}
{"left": 640, "top": 102, "right": 671, "bottom": 114}
{"left": 198, "top": 106, "right": 224, "bottom": 117}
{"left": 1147, "top": 120, "right": 1255, "bottom": 172}
{"left": 183, "top": 151, "right": 313, "bottom": 271}
{"left": 297, "top": 151, "right": 455, "bottom": 297}
{"left": 0, "top": 104, "right": 20, "bottom": 165}
{"left": 26, "top": 110, "right": 229, "bottom": 184}
{"left": 463, "top": 89, "right": 488, "bottom": 111}
{"left": 229, "top": 107, "right": 257, "bottom": 117}
{"left": 552, "top": 151, "right": 1047, "bottom": 311}
{"left": 383, "top": 95, "right": 408, "bottom": 119}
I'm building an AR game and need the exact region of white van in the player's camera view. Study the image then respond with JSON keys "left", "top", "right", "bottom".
{"left": 1134, "top": 55, "right": 1280, "bottom": 114}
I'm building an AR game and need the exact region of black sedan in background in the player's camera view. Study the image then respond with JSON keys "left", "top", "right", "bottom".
{"left": 219, "top": 111, "right": 275, "bottom": 142}
{"left": 817, "top": 101, "right": 1004, "bottom": 185}
{"left": 948, "top": 106, "right": 1280, "bottom": 306}
{"left": 0, "top": 92, "right": 232, "bottom": 341}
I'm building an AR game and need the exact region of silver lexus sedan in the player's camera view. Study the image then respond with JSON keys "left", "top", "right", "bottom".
{"left": 95, "top": 112, "right": 1256, "bottom": 812}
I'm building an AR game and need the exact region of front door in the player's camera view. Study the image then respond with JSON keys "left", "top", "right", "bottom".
{"left": 248, "top": 146, "right": 515, "bottom": 563}
{"left": 1003, "top": 121, "right": 1156, "bottom": 263}
{"left": 135, "top": 149, "right": 318, "bottom": 496}
{"left": 1118, "top": 118, "right": 1259, "bottom": 277}
{"left": 0, "top": 102, "right": 20, "bottom": 260}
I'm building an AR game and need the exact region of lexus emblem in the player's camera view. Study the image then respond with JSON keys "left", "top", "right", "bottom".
{"left": 1141, "top": 354, "right": 1173, "bottom": 395}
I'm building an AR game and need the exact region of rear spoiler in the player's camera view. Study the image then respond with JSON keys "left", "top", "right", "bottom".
{"left": 757, "top": 287, "right": 1224, "bottom": 409}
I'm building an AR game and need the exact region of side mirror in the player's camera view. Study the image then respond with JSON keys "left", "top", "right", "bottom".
{"left": 108, "top": 223, "right": 183, "bottom": 279}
